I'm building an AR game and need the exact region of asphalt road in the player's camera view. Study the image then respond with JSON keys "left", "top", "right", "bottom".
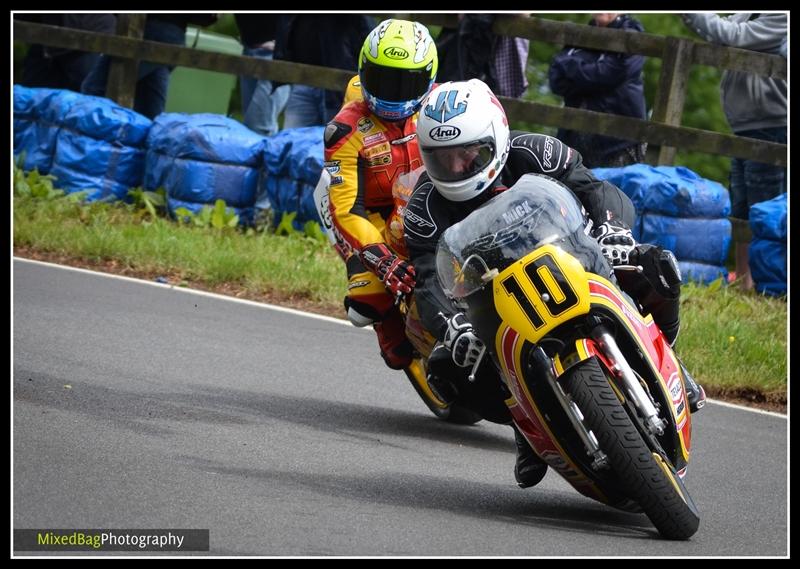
{"left": 12, "top": 259, "right": 788, "bottom": 557}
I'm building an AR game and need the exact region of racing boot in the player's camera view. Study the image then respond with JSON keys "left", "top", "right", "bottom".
{"left": 513, "top": 424, "right": 548, "bottom": 488}
{"left": 426, "top": 343, "right": 458, "bottom": 404}
{"left": 680, "top": 360, "right": 706, "bottom": 414}
{"left": 373, "top": 307, "right": 414, "bottom": 370}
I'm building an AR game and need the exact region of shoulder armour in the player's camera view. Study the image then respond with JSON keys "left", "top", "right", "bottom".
{"left": 509, "top": 132, "right": 571, "bottom": 174}
{"left": 404, "top": 179, "right": 438, "bottom": 240}
{"left": 324, "top": 121, "right": 353, "bottom": 149}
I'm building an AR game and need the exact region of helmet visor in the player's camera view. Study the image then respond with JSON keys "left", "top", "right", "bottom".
{"left": 360, "top": 58, "right": 432, "bottom": 103}
{"left": 421, "top": 138, "right": 495, "bottom": 182}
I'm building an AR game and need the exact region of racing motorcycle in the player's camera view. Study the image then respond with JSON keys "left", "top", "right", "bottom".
{"left": 435, "top": 173, "right": 700, "bottom": 539}
{"left": 314, "top": 168, "right": 482, "bottom": 425}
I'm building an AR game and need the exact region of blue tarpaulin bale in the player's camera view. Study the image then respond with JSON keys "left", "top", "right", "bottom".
{"left": 288, "top": 138, "right": 325, "bottom": 186}
{"left": 262, "top": 177, "right": 301, "bottom": 224}
{"left": 300, "top": 148, "right": 325, "bottom": 186}
{"left": 749, "top": 240, "right": 787, "bottom": 296}
{"left": 13, "top": 84, "right": 38, "bottom": 117}
{"left": 262, "top": 176, "right": 282, "bottom": 215}
{"left": 594, "top": 164, "right": 732, "bottom": 283}
{"left": 144, "top": 113, "right": 265, "bottom": 223}
{"left": 13, "top": 86, "right": 82, "bottom": 174}
{"left": 299, "top": 182, "right": 322, "bottom": 225}
{"left": 259, "top": 126, "right": 325, "bottom": 228}
{"left": 749, "top": 193, "right": 787, "bottom": 296}
{"left": 592, "top": 164, "right": 650, "bottom": 210}
{"left": 288, "top": 132, "right": 324, "bottom": 225}
{"left": 594, "top": 164, "right": 730, "bottom": 218}
{"left": 678, "top": 261, "right": 728, "bottom": 285}
{"left": 642, "top": 166, "right": 730, "bottom": 218}
{"left": 274, "top": 177, "right": 299, "bottom": 216}
{"left": 147, "top": 113, "right": 265, "bottom": 165}
{"left": 50, "top": 95, "right": 152, "bottom": 201}
{"left": 60, "top": 94, "right": 152, "bottom": 146}
{"left": 263, "top": 126, "right": 324, "bottom": 176}
{"left": 145, "top": 153, "right": 260, "bottom": 208}
{"left": 13, "top": 85, "right": 41, "bottom": 167}
{"left": 750, "top": 192, "right": 787, "bottom": 242}
{"left": 262, "top": 131, "right": 296, "bottom": 176}
{"left": 50, "top": 136, "right": 147, "bottom": 201}
{"left": 640, "top": 215, "right": 731, "bottom": 266}
{"left": 260, "top": 176, "right": 321, "bottom": 230}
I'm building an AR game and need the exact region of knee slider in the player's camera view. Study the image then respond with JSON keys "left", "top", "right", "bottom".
{"left": 347, "top": 307, "right": 375, "bottom": 327}
{"left": 344, "top": 297, "right": 381, "bottom": 327}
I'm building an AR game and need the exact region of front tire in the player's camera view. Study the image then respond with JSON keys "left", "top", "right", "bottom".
{"left": 562, "top": 357, "right": 700, "bottom": 540}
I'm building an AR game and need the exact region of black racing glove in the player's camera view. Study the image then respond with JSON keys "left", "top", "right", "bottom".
{"left": 442, "top": 312, "right": 485, "bottom": 368}
{"left": 629, "top": 243, "right": 682, "bottom": 300}
{"left": 592, "top": 219, "right": 636, "bottom": 266}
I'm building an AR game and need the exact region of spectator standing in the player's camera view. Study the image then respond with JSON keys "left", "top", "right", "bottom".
{"left": 233, "top": 13, "right": 289, "bottom": 136}
{"left": 436, "top": 14, "right": 531, "bottom": 98}
{"left": 681, "top": 12, "right": 787, "bottom": 291}
{"left": 274, "top": 15, "right": 374, "bottom": 129}
{"left": 493, "top": 29, "right": 531, "bottom": 98}
{"left": 548, "top": 13, "right": 647, "bottom": 168}
{"left": 81, "top": 13, "right": 218, "bottom": 119}
{"left": 17, "top": 14, "right": 117, "bottom": 93}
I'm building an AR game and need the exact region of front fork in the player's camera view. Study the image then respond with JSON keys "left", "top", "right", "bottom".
{"left": 586, "top": 319, "right": 667, "bottom": 437}
{"left": 528, "top": 346, "right": 609, "bottom": 471}
{"left": 530, "top": 322, "right": 667, "bottom": 469}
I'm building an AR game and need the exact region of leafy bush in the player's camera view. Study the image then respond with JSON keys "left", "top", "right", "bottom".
{"left": 174, "top": 199, "right": 240, "bottom": 230}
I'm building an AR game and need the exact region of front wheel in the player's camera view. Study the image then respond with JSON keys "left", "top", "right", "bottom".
{"left": 562, "top": 357, "right": 700, "bottom": 540}
{"left": 404, "top": 359, "right": 482, "bottom": 425}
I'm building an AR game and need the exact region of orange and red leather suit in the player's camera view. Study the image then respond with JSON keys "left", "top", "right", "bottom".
{"left": 323, "top": 82, "right": 422, "bottom": 369}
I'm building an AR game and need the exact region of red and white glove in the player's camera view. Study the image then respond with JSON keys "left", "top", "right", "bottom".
{"left": 360, "top": 243, "right": 416, "bottom": 298}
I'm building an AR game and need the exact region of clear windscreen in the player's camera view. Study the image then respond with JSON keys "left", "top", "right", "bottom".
{"left": 435, "top": 174, "right": 590, "bottom": 298}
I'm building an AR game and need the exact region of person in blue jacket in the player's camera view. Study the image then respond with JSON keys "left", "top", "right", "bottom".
{"left": 548, "top": 13, "right": 647, "bottom": 168}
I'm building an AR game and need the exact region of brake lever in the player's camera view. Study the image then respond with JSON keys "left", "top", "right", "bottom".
{"left": 613, "top": 264, "right": 644, "bottom": 273}
{"left": 468, "top": 344, "right": 487, "bottom": 382}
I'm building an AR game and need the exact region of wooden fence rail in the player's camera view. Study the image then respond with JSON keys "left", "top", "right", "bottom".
{"left": 13, "top": 15, "right": 786, "bottom": 168}
{"left": 406, "top": 13, "right": 787, "bottom": 166}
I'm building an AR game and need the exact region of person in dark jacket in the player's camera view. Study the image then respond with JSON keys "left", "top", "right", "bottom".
{"left": 404, "top": 79, "right": 706, "bottom": 488}
{"left": 17, "top": 14, "right": 117, "bottom": 93}
{"left": 273, "top": 15, "right": 374, "bottom": 128}
{"left": 81, "top": 13, "right": 218, "bottom": 119}
{"left": 435, "top": 14, "right": 530, "bottom": 98}
{"left": 548, "top": 13, "right": 647, "bottom": 168}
